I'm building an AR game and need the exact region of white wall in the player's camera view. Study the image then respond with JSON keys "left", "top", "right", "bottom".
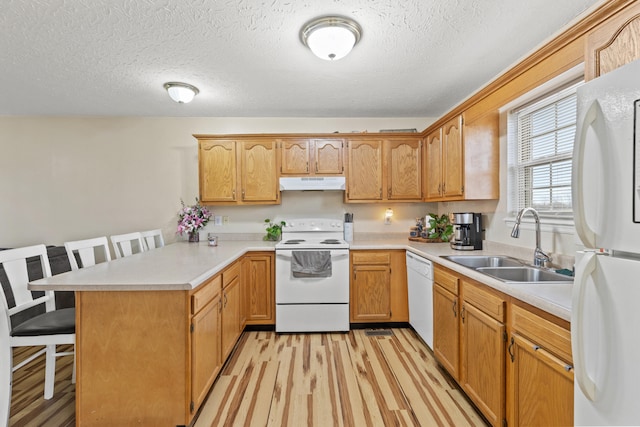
{"left": 0, "top": 116, "right": 434, "bottom": 247}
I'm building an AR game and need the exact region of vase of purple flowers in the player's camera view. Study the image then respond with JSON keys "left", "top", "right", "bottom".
{"left": 177, "top": 198, "right": 212, "bottom": 242}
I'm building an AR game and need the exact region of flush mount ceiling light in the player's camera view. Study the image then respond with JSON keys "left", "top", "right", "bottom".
{"left": 163, "top": 82, "right": 199, "bottom": 103}
{"left": 300, "top": 16, "right": 362, "bottom": 61}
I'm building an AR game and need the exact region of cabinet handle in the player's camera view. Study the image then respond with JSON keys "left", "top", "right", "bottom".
{"left": 242, "top": 189, "right": 245, "bottom": 200}
{"left": 437, "top": 183, "right": 441, "bottom": 194}
{"left": 232, "top": 189, "right": 236, "bottom": 200}
{"left": 452, "top": 299, "right": 457, "bottom": 317}
{"left": 508, "top": 337, "right": 515, "bottom": 362}
{"left": 379, "top": 189, "right": 382, "bottom": 199}
{"left": 218, "top": 298, "right": 222, "bottom": 313}
{"left": 315, "top": 162, "right": 318, "bottom": 173}
{"left": 224, "top": 293, "right": 228, "bottom": 307}
{"left": 388, "top": 188, "right": 391, "bottom": 199}
{"left": 442, "top": 182, "right": 446, "bottom": 194}
{"left": 461, "top": 305, "right": 466, "bottom": 323}
{"left": 307, "top": 161, "right": 309, "bottom": 173}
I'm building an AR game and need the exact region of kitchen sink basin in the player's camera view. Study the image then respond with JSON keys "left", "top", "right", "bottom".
{"left": 441, "top": 255, "right": 525, "bottom": 269}
{"left": 476, "top": 267, "right": 573, "bottom": 283}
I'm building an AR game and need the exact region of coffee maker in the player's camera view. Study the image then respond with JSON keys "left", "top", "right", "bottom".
{"left": 450, "top": 212, "right": 483, "bottom": 250}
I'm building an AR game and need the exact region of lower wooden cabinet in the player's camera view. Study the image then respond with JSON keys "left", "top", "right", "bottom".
{"left": 433, "top": 281, "right": 460, "bottom": 379}
{"left": 221, "top": 262, "right": 242, "bottom": 360}
{"left": 190, "top": 275, "right": 222, "bottom": 412}
{"left": 433, "top": 265, "right": 573, "bottom": 427}
{"left": 350, "top": 250, "right": 408, "bottom": 323}
{"left": 460, "top": 280, "right": 506, "bottom": 427}
{"left": 508, "top": 304, "right": 573, "bottom": 426}
{"left": 243, "top": 252, "right": 275, "bottom": 325}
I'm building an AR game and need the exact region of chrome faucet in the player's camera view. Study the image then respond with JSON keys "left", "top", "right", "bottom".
{"left": 511, "top": 207, "right": 552, "bottom": 267}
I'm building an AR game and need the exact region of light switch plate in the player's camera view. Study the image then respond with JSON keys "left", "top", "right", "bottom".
{"left": 214, "top": 215, "right": 223, "bottom": 226}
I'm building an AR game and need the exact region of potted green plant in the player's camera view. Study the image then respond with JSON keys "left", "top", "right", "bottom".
{"left": 263, "top": 219, "right": 286, "bottom": 241}
{"left": 427, "top": 213, "right": 454, "bottom": 242}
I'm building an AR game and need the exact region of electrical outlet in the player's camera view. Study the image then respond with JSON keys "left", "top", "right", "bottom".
{"left": 223, "top": 216, "right": 229, "bottom": 224}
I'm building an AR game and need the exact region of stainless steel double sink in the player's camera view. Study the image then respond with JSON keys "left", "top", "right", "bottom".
{"left": 441, "top": 255, "right": 573, "bottom": 284}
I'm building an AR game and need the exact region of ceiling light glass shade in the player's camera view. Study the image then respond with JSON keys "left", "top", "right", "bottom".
{"left": 301, "top": 16, "right": 362, "bottom": 61}
{"left": 163, "top": 82, "right": 199, "bottom": 103}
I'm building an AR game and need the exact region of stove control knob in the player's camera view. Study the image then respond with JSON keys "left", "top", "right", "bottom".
{"left": 288, "top": 222, "right": 295, "bottom": 227}
{"left": 310, "top": 222, "right": 315, "bottom": 227}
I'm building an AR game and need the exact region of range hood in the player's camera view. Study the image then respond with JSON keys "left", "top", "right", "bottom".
{"left": 279, "top": 176, "right": 346, "bottom": 191}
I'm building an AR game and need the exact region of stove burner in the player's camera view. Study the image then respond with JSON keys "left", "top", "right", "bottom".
{"left": 320, "top": 239, "right": 342, "bottom": 244}
{"left": 282, "top": 239, "right": 305, "bottom": 245}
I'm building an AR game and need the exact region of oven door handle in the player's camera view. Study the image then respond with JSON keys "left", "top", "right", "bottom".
{"left": 276, "top": 252, "right": 349, "bottom": 260}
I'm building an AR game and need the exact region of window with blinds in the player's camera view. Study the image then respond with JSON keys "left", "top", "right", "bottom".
{"left": 508, "top": 81, "right": 581, "bottom": 218}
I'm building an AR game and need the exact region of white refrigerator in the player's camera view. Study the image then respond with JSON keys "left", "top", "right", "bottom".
{"left": 572, "top": 58, "right": 640, "bottom": 426}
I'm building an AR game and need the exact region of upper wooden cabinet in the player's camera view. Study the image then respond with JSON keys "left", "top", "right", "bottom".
{"left": 279, "top": 138, "right": 344, "bottom": 176}
{"left": 280, "top": 139, "right": 310, "bottom": 175}
{"left": 423, "top": 113, "right": 499, "bottom": 202}
{"left": 346, "top": 138, "right": 384, "bottom": 201}
{"left": 239, "top": 140, "right": 279, "bottom": 203}
{"left": 386, "top": 138, "right": 422, "bottom": 200}
{"left": 197, "top": 137, "right": 280, "bottom": 205}
{"left": 585, "top": 1, "right": 640, "bottom": 81}
{"left": 199, "top": 140, "right": 237, "bottom": 203}
{"left": 345, "top": 135, "right": 422, "bottom": 203}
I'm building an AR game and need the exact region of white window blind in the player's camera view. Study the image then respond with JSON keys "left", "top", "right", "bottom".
{"left": 509, "top": 82, "right": 581, "bottom": 218}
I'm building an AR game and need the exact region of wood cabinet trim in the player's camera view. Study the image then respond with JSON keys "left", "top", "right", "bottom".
{"left": 434, "top": 267, "right": 459, "bottom": 295}
{"left": 511, "top": 304, "right": 572, "bottom": 363}
{"left": 462, "top": 279, "right": 505, "bottom": 322}
{"left": 191, "top": 275, "right": 221, "bottom": 315}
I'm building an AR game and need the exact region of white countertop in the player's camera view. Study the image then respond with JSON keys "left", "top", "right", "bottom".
{"left": 29, "top": 237, "right": 571, "bottom": 321}
{"left": 29, "top": 240, "right": 276, "bottom": 291}
{"left": 351, "top": 239, "right": 572, "bottom": 322}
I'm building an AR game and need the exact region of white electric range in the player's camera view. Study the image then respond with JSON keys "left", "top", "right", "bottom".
{"left": 274, "top": 218, "right": 350, "bottom": 333}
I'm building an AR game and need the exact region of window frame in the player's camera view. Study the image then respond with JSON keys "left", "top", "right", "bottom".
{"left": 505, "top": 76, "right": 583, "bottom": 233}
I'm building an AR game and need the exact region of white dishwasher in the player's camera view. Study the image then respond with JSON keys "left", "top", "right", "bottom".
{"left": 406, "top": 251, "right": 434, "bottom": 349}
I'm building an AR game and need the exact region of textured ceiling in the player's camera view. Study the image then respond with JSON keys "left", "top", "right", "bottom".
{"left": 1, "top": 0, "right": 603, "bottom": 117}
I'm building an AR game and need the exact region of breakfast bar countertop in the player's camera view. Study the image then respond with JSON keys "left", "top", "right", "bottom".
{"left": 29, "top": 240, "right": 277, "bottom": 292}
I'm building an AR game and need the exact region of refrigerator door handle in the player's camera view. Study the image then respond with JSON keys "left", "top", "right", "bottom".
{"left": 572, "top": 251, "right": 598, "bottom": 401}
{"left": 572, "top": 100, "right": 600, "bottom": 249}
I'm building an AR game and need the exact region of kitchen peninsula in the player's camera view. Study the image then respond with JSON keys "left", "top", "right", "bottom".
{"left": 29, "top": 239, "right": 571, "bottom": 425}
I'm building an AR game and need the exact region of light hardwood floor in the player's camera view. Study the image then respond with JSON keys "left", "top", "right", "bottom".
{"left": 195, "top": 329, "right": 486, "bottom": 427}
{"left": 10, "top": 329, "right": 486, "bottom": 426}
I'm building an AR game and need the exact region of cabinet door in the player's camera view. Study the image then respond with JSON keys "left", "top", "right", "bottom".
{"left": 424, "top": 128, "right": 443, "bottom": 200}
{"left": 314, "top": 139, "right": 344, "bottom": 175}
{"left": 199, "top": 140, "right": 237, "bottom": 202}
{"left": 585, "top": 2, "right": 640, "bottom": 81}
{"left": 239, "top": 140, "right": 279, "bottom": 202}
{"left": 433, "top": 283, "right": 459, "bottom": 380}
{"left": 280, "top": 139, "right": 310, "bottom": 175}
{"left": 244, "top": 253, "right": 274, "bottom": 324}
{"left": 221, "top": 278, "right": 241, "bottom": 360}
{"left": 191, "top": 296, "right": 221, "bottom": 412}
{"left": 460, "top": 302, "right": 505, "bottom": 426}
{"left": 351, "top": 265, "right": 391, "bottom": 321}
{"left": 442, "top": 116, "right": 464, "bottom": 198}
{"left": 346, "top": 139, "right": 383, "bottom": 201}
{"left": 509, "top": 334, "right": 573, "bottom": 427}
{"left": 386, "top": 138, "right": 422, "bottom": 200}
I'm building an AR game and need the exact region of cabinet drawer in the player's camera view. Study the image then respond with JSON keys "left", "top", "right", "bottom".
{"left": 511, "top": 304, "right": 572, "bottom": 363}
{"left": 192, "top": 275, "right": 221, "bottom": 315}
{"left": 223, "top": 261, "right": 241, "bottom": 288}
{"left": 434, "top": 267, "right": 459, "bottom": 295}
{"left": 352, "top": 251, "right": 390, "bottom": 265}
{"left": 463, "top": 280, "right": 504, "bottom": 322}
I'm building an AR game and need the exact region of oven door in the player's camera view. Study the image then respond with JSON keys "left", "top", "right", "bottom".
{"left": 275, "top": 249, "right": 349, "bottom": 304}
